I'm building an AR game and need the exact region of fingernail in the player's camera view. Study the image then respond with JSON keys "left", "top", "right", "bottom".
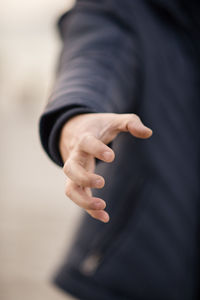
{"left": 145, "top": 126, "right": 152, "bottom": 131}
{"left": 94, "top": 178, "right": 104, "bottom": 188}
{"left": 139, "top": 125, "right": 153, "bottom": 136}
{"left": 94, "top": 201, "right": 104, "bottom": 209}
{"left": 146, "top": 127, "right": 153, "bottom": 135}
{"left": 100, "top": 211, "right": 109, "bottom": 223}
{"left": 103, "top": 151, "right": 113, "bottom": 161}
{"left": 102, "top": 213, "right": 110, "bottom": 223}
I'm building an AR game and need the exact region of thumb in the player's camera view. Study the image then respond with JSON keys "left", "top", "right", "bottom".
{"left": 113, "top": 113, "right": 153, "bottom": 139}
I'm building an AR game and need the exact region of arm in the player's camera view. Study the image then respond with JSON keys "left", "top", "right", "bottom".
{"left": 39, "top": 0, "right": 152, "bottom": 222}
{"left": 39, "top": 0, "right": 142, "bottom": 166}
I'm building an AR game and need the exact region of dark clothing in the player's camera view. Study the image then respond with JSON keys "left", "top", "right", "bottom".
{"left": 39, "top": 0, "right": 200, "bottom": 299}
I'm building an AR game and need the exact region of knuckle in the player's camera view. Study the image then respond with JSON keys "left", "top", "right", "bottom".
{"left": 88, "top": 201, "right": 96, "bottom": 210}
{"left": 65, "top": 184, "right": 72, "bottom": 198}
{"left": 84, "top": 203, "right": 91, "bottom": 210}
{"left": 79, "top": 174, "right": 90, "bottom": 186}
{"left": 79, "top": 178, "right": 86, "bottom": 186}
{"left": 63, "top": 160, "right": 71, "bottom": 176}
{"left": 78, "top": 133, "right": 93, "bottom": 148}
{"left": 132, "top": 113, "right": 140, "bottom": 121}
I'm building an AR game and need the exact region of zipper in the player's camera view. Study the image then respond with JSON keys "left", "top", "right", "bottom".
{"left": 79, "top": 175, "right": 147, "bottom": 276}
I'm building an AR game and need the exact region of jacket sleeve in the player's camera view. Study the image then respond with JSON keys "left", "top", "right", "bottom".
{"left": 39, "top": 0, "right": 141, "bottom": 167}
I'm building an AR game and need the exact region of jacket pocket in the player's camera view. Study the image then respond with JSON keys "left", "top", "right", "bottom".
{"left": 78, "top": 173, "right": 147, "bottom": 276}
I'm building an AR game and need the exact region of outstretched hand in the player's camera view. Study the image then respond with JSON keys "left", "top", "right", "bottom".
{"left": 59, "top": 113, "right": 153, "bottom": 223}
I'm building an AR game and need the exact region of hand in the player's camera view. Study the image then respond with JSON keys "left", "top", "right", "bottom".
{"left": 59, "top": 113, "right": 153, "bottom": 223}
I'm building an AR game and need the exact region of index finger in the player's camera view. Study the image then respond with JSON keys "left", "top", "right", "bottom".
{"left": 78, "top": 134, "right": 115, "bottom": 162}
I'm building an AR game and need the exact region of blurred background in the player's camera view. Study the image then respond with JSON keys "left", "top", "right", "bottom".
{"left": 0, "top": 1, "right": 81, "bottom": 299}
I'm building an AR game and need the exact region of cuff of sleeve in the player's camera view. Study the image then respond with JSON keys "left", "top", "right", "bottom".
{"left": 48, "top": 107, "right": 96, "bottom": 167}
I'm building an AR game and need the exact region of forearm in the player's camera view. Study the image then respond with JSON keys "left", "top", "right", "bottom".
{"left": 39, "top": 0, "right": 140, "bottom": 166}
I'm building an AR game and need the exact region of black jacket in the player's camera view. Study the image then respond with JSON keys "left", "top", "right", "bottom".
{"left": 39, "top": 1, "right": 200, "bottom": 299}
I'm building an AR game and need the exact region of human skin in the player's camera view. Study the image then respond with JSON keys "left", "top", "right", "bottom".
{"left": 59, "top": 113, "right": 153, "bottom": 223}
